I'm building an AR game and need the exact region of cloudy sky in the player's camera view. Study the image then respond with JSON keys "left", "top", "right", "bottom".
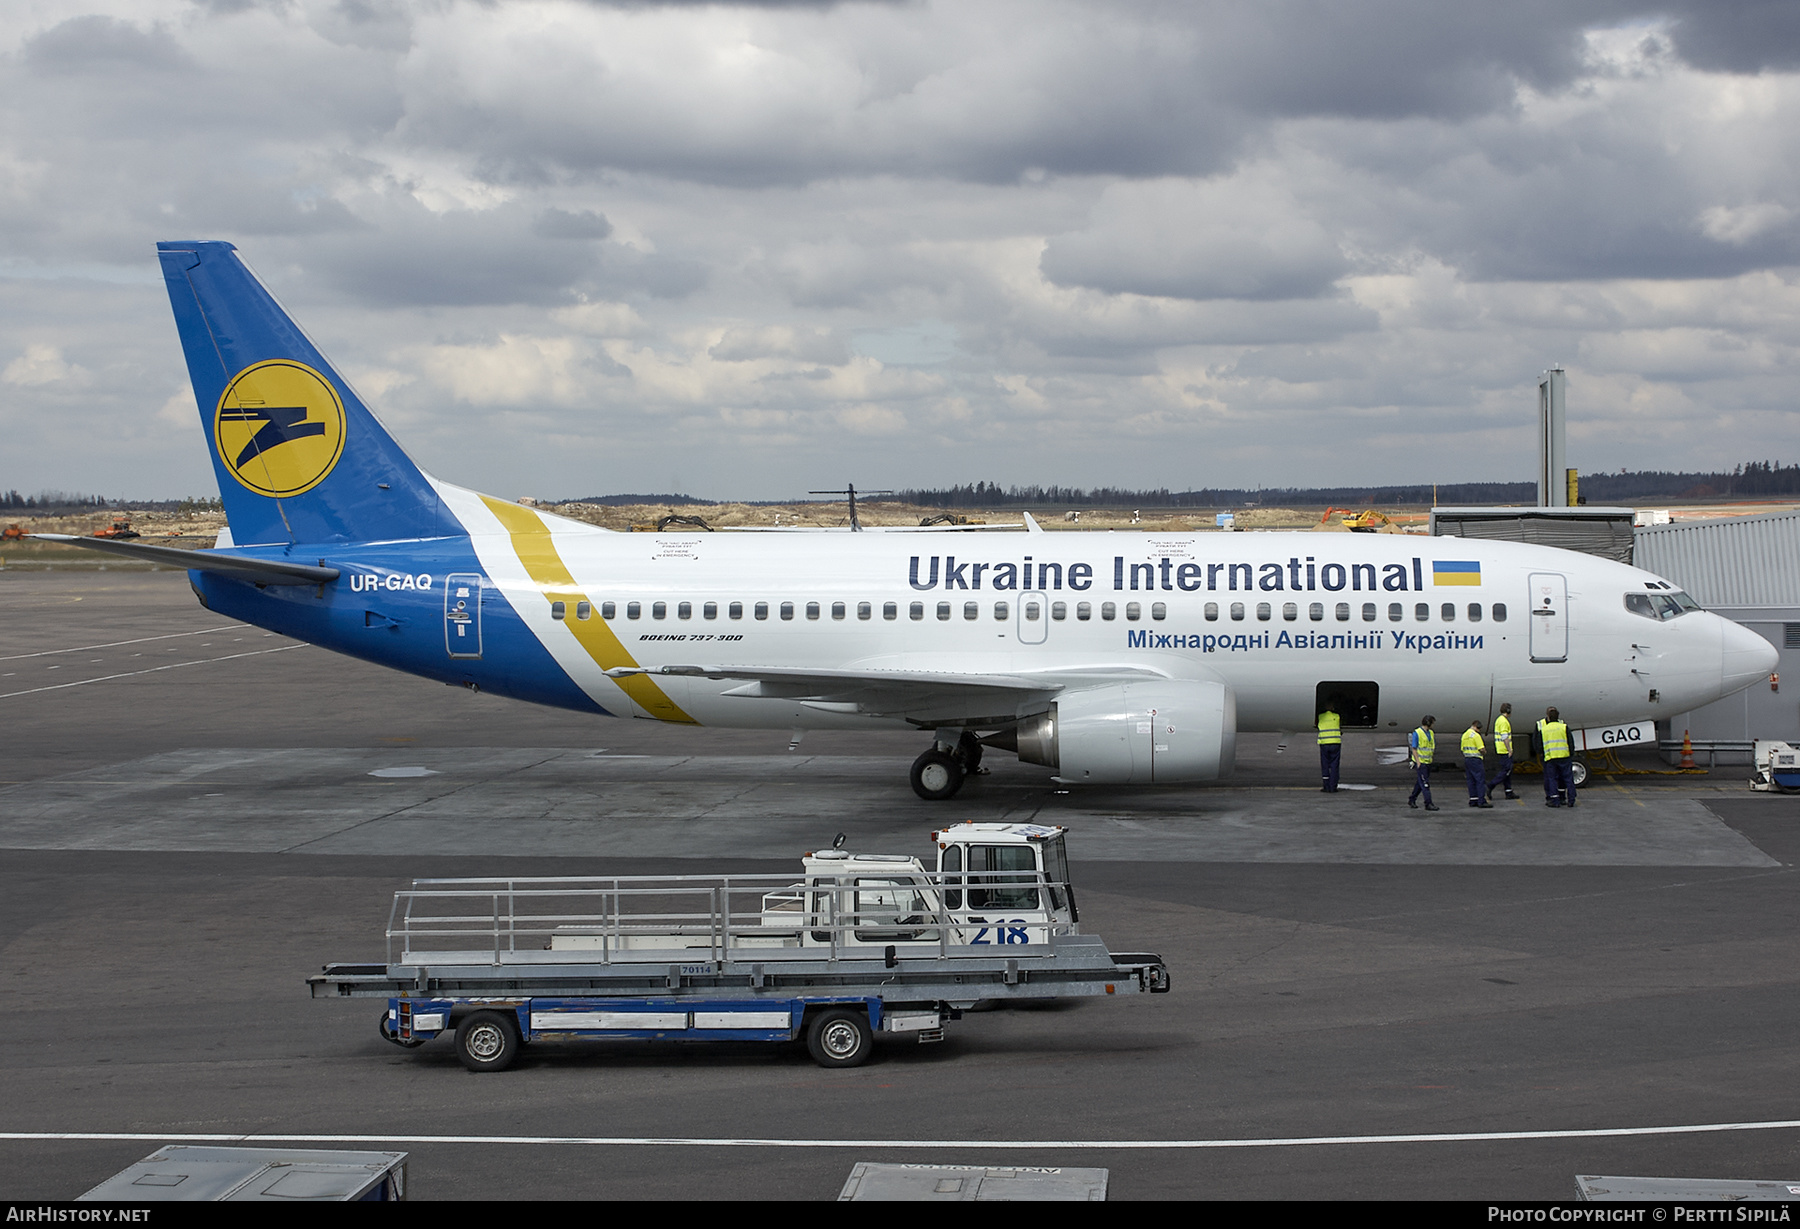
{"left": 3, "top": 0, "right": 1799, "bottom": 502}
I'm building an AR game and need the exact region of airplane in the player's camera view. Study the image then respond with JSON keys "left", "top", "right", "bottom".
{"left": 40, "top": 241, "right": 1779, "bottom": 800}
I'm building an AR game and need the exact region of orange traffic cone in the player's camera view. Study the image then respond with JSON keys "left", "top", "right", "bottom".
{"left": 1679, "top": 729, "right": 1696, "bottom": 770}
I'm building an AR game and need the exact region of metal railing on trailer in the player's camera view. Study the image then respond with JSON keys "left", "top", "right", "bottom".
{"left": 377, "top": 869, "right": 1071, "bottom": 966}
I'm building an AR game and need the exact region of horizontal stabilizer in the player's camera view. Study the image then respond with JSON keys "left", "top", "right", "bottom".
{"left": 28, "top": 534, "right": 339, "bottom": 585}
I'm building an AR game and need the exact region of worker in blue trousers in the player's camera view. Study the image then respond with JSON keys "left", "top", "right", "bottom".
{"left": 1462, "top": 718, "right": 1493, "bottom": 808}
{"left": 1487, "top": 702, "right": 1518, "bottom": 801}
{"left": 1317, "top": 700, "right": 1342, "bottom": 793}
{"left": 1407, "top": 716, "right": 1439, "bottom": 811}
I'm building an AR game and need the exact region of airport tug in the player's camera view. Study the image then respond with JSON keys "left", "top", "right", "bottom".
{"left": 310, "top": 823, "right": 1168, "bottom": 1070}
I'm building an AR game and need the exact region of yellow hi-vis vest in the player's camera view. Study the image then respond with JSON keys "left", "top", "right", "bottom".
{"left": 1538, "top": 720, "right": 1571, "bottom": 760}
{"left": 1493, "top": 714, "right": 1512, "bottom": 755}
{"left": 1411, "top": 727, "right": 1435, "bottom": 765}
{"left": 1317, "top": 711, "right": 1342, "bottom": 745}
{"left": 1461, "top": 727, "right": 1485, "bottom": 759}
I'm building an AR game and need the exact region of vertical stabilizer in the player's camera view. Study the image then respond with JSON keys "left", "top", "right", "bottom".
{"left": 158, "top": 241, "right": 461, "bottom": 546}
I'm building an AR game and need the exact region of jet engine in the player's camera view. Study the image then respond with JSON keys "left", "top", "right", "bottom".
{"left": 992, "top": 680, "right": 1237, "bottom": 784}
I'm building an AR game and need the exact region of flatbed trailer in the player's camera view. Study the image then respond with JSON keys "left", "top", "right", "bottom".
{"left": 309, "top": 823, "right": 1169, "bottom": 1070}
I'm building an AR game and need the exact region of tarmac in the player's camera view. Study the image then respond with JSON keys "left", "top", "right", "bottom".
{"left": 3, "top": 570, "right": 1798, "bottom": 1200}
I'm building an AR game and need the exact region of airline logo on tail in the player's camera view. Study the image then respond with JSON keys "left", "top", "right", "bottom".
{"left": 213, "top": 359, "right": 347, "bottom": 497}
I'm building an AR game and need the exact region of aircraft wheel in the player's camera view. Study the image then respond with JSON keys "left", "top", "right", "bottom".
{"left": 954, "top": 731, "right": 985, "bottom": 773}
{"left": 1570, "top": 760, "right": 1589, "bottom": 787}
{"left": 806, "top": 1009, "right": 873, "bottom": 1068}
{"left": 454, "top": 1010, "right": 521, "bottom": 1072}
{"left": 910, "top": 748, "right": 966, "bottom": 801}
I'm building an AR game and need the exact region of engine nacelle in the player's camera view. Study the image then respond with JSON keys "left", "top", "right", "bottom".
{"left": 1010, "top": 680, "right": 1237, "bottom": 784}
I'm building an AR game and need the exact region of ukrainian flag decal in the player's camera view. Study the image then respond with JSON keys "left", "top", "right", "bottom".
{"left": 1433, "top": 560, "right": 1481, "bottom": 586}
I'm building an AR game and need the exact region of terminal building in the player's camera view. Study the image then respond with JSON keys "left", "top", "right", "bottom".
{"left": 1633, "top": 508, "right": 1799, "bottom": 765}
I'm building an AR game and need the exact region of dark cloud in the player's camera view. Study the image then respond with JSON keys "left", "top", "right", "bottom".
{"left": 23, "top": 16, "right": 192, "bottom": 73}
{"left": 531, "top": 208, "right": 614, "bottom": 240}
{"left": 1665, "top": 0, "right": 1800, "bottom": 73}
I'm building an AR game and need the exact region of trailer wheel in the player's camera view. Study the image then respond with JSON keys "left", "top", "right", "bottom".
{"left": 806, "top": 1009, "right": 873, "bottom": 1068}
{"left": 455, "top": 1010, "right": 521, "bottom": 1072}
{"left": 1571, "top": 760, "right": 1589, "bottom": 787}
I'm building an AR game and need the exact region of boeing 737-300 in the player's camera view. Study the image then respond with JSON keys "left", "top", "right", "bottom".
{"left": 41, "top": 242, "right": 1779, "bottom": 799}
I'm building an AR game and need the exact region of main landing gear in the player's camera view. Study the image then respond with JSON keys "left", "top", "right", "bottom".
{"left": 909, "top": 731, "right": 989, "bottom": 801}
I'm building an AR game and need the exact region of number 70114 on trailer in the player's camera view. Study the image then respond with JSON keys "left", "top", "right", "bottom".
{"left": 310, "top": 823, "right": 1169, "bottom": 1070}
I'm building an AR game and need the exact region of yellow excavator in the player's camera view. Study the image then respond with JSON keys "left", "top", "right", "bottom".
{"left": 1319, "top": 507, "right": 1390, "bottom": 533}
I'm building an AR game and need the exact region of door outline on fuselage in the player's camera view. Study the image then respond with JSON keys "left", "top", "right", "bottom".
{"left": 445, "top": 573, "right": 484, "bottom": 659}
{"left": 1528, "top": 572, "right": 1568, "bottom": 663}
{"left": 1017, "top": 592, "right": 1048, "bottom": 644}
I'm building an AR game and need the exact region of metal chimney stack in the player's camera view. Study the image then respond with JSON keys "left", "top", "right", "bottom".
{"left": 1538, "top": 367, "right": 1568, "bottom": 507}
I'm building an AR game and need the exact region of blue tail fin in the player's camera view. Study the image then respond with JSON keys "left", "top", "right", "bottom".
{"left": 159, "top": 241, "right": 462, "bottom": 546}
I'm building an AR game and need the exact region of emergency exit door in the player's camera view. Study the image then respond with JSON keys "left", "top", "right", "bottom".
{"left": 1528, "top": 572, "right": 1567, "bottom": 663}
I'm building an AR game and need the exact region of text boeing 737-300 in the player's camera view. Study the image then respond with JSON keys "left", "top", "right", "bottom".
{"left": 41, "top": 242, "right": 1779, "bottom": 800}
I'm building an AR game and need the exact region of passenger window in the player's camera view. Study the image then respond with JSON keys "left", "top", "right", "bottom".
{"left": 994, "top": 601, "right": 1009, "bottom": 619}
{"left": 551, "top": 601, "right": 566, "bottom": 620}
{"left": 1415, "top": 603, "right": 1428, "bottom": 621}
{"left": 1230, "top": 602, "right": 1244, "bottom": 621}
{"left": 857, "top": 601, "right": 871, "bottom": 620}
{"left": 627, "top": 601, "right": 641, "bottom": 620}
{"left": 652, "top": 601, "right": 667, "bottom": 620}
{"left": 910, "top": 602, "right": 924, "bottom": 620}
{"left": 703, "top": 601, "right": 717, "bottom": 620}
{"left": 781, "top": 602, "right": 795, "bottom": 620}
{"left": 805, "top": 601, "right": 820, "bottom": 620}
{"left": 1154, "top": 602, "right": 1168, "bottom": 620}
{"left": 1283, "top": 602, "right": 1297, "bottom": 621}
{"left": 1052, "top": 601, "right": 1068, "bottom": 620}
{"left": 576, "top": 601, "right": 591, "bottom": 621}
{"left": 728, "top": 601, "right": 742, "bottom": 619}
{"left": 966, "top": 601, "right": 980, "bottom": 620}
{"left": 1441, "top": 603, "right": 1455, "bottom": 622}
{"left": 601, "top": 601, "right": 616, "bottom": 620}
{"left": 1492, "top": 603, "right": 1507, "bottom": 622}
{"left": 1101, "top": 602, "right": 1116, "bottom": 620}
{"left": 1309, "top": 602, "right": 1324, "bottom": 621}
{"left": 884, "top": 602, "right": 898, "bottom": 620}
{"left": 1126, "top": 602, "right": 1141, "bottom": 621}
{"left": 1204, "top": 602, "right": 1219, "bottom": 621}
{"left": 677, "top": 601, "right": 692, "bottom": 619}
{"left": 832, "top": 602, "right": 846, "bottom": 620}
{"left": 1076, "top": 602, "right": 1092, "bottom": 621}
{"left": 1024, "top": 599, "right": 1041, "bottom": 621}
{"left": 754, "top": 602, "right": 768, "bottom": 620}
{"left": 1361, "top": 602, "right": 1376, "bottom": 622}
{"left": 1335, "top": 602, "right": 1350, "bottom": 621}
{"left": 1467, "top": 603, "right": 1482, "bottom": 622}
{"left": 1388, "top": 603, "right": 1402, "bottom": 622}
{"left": 938, "top": 601, "right": 952, "bottom": 620}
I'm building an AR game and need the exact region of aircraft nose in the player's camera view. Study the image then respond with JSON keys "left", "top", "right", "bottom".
{"left": 1719, "top": 617, "right": 1779, "bottom": 694}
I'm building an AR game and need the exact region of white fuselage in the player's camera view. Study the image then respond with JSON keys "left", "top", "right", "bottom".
{"left": 440, "top": 483, "right": 1771, "bottom": 739}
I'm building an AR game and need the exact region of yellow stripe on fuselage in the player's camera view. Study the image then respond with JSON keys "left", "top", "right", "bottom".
{"left": 480, "top": 496, "right": 698, "bottom": 724}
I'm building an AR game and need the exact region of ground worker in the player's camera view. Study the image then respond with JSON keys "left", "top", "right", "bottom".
{"left": 1317, "top": 699, "right": 1342, "bottom": 793}
{"left": 1538, "top": 706, "right": 1576, "bottom": 808}
{"left": 1487, "top": 703, "right": 1517, "bottom": 801}
{"left": 1408, "top": 716, "right": 1439, "bottom": 811}
{"left": 1462, "top": 719, "right": 1492, "bottom": 808}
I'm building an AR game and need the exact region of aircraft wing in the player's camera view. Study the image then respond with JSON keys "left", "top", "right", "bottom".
{"left": 604, "top": 662, "right": 1168, "bottom": 722}
{"left": 28, "top": 534, "right": 340, "bottom": 585}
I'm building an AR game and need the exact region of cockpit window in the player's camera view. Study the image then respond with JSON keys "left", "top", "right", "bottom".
{"left": 1626, "top": 590, "right": 1701, "bottom": 621}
